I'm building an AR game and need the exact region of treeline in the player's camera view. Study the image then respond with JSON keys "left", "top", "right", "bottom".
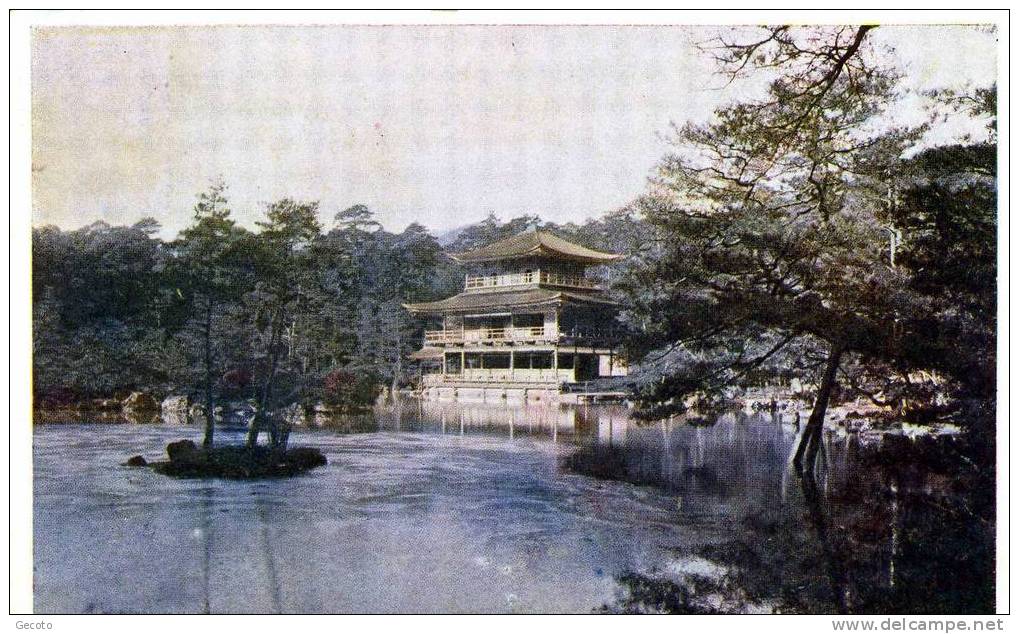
{"left": 31, "top": 189, "right": 647, "bottom": 414}
{"left": 32, "top": 191, "right": 455, "bottom": 415}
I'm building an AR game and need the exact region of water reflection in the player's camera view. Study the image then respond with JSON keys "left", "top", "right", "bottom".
{"left": 32, "top": 398, "right": 993, "bottom": 614}
{"left": 374, "top": 398, "right": 614, "bottom": 442}
{"left": 380, "top": 399, "right": 993, "bottom": 614}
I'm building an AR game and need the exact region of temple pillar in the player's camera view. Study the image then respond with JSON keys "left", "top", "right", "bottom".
{"left": 544, "top": 308, "right": 558, "bottom": 339}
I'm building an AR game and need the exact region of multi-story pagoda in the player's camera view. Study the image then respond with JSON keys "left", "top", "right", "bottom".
{"left": 405, "top": 228, "right": 627, "bottom": 400}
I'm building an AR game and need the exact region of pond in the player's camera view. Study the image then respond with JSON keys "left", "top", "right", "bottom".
{"left": 32, "top": 398, "right": 995, "bottom": 614}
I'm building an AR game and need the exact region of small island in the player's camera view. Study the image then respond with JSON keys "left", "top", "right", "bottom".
{"left": 126, "top": 439, "right": 326, "bottom": 479}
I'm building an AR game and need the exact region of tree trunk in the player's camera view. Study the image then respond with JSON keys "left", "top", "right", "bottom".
{"left": 390, "top": 328, "right": 402, "bottom": 399}
{"left": 794, "top": 342, "right": 844, "bottom": 474}
{"left": 247, "top": 308, "right": 284, "bottom": 449}
{"left": 202, "top": 297, "right": 215, "bottom": 449}
{"left": 276, "top": 413, "right": 292, "bottom": 454}
{"left": 245, "top": 409, "right": 262, "bottom": 449}
{"left": 799, "top": 474, "right": 850, "bottom": 611}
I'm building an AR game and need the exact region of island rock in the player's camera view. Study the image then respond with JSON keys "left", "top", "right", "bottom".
{"left": 161, "top": 395, "right": 190, "bottom": 425}
{"left": 122, "top": 392, "right": 159, "bottom": 413}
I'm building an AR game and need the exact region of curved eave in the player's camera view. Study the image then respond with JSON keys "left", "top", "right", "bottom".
{"left": 403, "top": 289, "right": 619, "bottom": 316}
{"left": 446, "top": 229, "right": 623, "bottom": 264}
{"left": 447, "top": 246, "right": 622, "bottom": 265}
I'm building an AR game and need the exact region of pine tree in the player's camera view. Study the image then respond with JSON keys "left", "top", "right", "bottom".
{"left": 170, "top": 180, "right": 247, "bottom": 447}
{"left": 626, "top": 26, "right": 923, "bottom": 473}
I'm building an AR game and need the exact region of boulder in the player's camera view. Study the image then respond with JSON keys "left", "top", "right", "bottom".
{"left": 124, "top": 455, "right": 148, "bottom": 467}
{"left": 122, "top": 409, "right": 160, "bottom": 425}
{"left": 161, "top": 395, "right": 190, "bottom": 424}
{"left": 285, "top": 447, "right": 327, "bottom": 469}
{"left": 123, "top": 391, "right": 159, "bottom": 412}
{"left": 166, "top": 439, "right": 199, "bottom": 463}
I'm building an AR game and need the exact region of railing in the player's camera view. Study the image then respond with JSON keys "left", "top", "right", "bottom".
{"left": 465, "top": 271, "right": 538, "bottom": 289}
{"left": 423, "top": 369, "right": 576, "bottom": 385}
{"left": 538, "top": 271, "right": 599, "bottom": 290}
{"left": 464, "top": 269, "right": 599, "bottom": 291}
{"left": 424, "top": 330, "right": 460, "bottom": 344}
{"left": 424, "top": 326, "right": 553, "bottom": 345}
{"left": 558, "top": 326, "right": 623, "bottom": 341}
{"left": 423, "top": 325, "right": 623, "bottom": 346}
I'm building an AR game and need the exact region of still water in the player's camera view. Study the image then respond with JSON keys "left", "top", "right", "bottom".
{"left": 32, "top": 399, "right": 994, "bottom": 614}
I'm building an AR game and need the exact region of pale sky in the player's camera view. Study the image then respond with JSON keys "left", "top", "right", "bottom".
{"left": 31, "top": 24, "right": 997, "bottom": 240}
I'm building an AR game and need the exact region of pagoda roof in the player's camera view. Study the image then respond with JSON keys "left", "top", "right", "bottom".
{"left": 403, "top": 287, "right": 618, "bottom": 316}
{"left": 447, "top": 229, "right": 621, "bottom": 264}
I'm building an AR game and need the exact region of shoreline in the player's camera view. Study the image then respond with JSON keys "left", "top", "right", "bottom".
{"left": 31, "top": 396, "right": 968, "bottom": 446}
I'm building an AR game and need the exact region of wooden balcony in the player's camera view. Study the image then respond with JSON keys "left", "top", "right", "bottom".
{"left": 464, "top": 269, "right": 600, "bottom": 291}
{"left": 424, "top": 326, "right": 553, "bottom": 345}
{"left": 423, "top": 325, "right": 623, "bottom": 347}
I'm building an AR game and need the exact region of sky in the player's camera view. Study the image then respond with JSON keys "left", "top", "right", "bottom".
{"left": 31, "top": 24, "right": 997, "bottom": 240}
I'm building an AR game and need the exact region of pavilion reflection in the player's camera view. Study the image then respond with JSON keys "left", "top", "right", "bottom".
{"left": 378, "top": 397, "right": 633, "bottom": 444}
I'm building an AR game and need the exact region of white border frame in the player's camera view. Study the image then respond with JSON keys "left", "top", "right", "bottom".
{"left": 6, "top": 8, "right": 1011, "bottom": 625}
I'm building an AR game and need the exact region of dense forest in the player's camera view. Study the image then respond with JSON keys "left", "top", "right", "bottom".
{"left": 33, "top": 26, "right": 996, "bottom": 471}
{"left": 30, "top": 195, "right": 646, "bottom": 408}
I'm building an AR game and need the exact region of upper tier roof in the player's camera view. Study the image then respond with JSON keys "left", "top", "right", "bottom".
{"left": 403, "top": 287, "right": 618, "bottom": 316}
{"left": 447, "top": 229, "right": 622, "bottom": 264}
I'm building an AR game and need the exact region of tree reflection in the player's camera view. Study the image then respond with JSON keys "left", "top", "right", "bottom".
{"left": 799, "top": 472, "right": 850, "bottom": 611}
{"left": 588, "top": 417, "right": 994, "bottom": 614}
